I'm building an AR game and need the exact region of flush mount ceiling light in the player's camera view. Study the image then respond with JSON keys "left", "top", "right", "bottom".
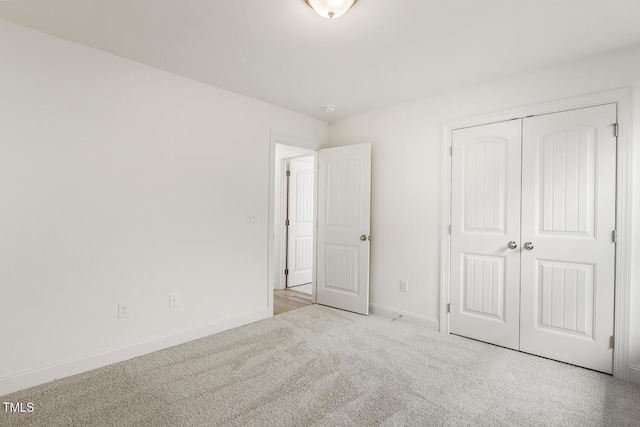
{"left": 305, "top": 0, "right": 358, "bottom": 19}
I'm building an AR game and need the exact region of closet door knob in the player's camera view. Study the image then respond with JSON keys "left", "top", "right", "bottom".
{"left": 507, "top": 241, "right": 518, "bottom": 249}
{"left": 524, "top": 242, "right": 534, "bottom": 250}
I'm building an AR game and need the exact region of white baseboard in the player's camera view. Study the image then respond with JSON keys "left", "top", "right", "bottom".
{"left": 628, "top": 365, "right": 640, "bottom": 385}
{"left": 0, "top": 309, "right": 268, "bottom": 397}
{"left": 369, "top": 303, "right": 439, "bottom": 331}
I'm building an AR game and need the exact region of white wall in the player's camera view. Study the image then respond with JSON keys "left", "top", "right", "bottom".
{"left": 329, "top": 45, "right": 640, "bottom": 381}
{"left": 0, "top": 20, "right": 327, "bottom": 395}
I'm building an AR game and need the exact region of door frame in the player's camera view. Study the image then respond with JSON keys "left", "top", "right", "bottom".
{"left": 268, "top": 133, "right": 320, "bottom": 316}
{"left": 439, "top": 88, "right": 633, "bottom": 380}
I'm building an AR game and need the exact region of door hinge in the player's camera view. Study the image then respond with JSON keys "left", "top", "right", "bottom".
{"left": 610, "top": 335, "right": 615, "bottom": 349}
{"left": 284, "top": 268, "right": 289, "bottom": 276}
{"left": 286, "top": 170, "right": 291, "bottom": 177}
{"left": 285, "top": 219, "right": 290, "bottom": 226}
{"left": 613, "top": 123, "right": 619, "bottom": 137}
{"left": 448, "top": 225, "right": 452, "bottom": 235}
{"left": 612, "top": 230, "right": 617, "bottom": 243}
{"left": 449, "top": 146, "right": 453, "bottom": 156}
{"left": 447, "top": 303, "right": 451, "bottom": 313}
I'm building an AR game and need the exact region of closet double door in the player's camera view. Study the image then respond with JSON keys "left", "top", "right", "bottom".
{"left": 450, "top": 104, "right": 617, "bottom": 374}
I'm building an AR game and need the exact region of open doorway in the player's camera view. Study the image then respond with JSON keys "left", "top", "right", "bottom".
{"left": 272, "top": 143, "right": 315, "bottom": 315}
{"left": 268, "top": 139, "right": 372, "bottom": 317}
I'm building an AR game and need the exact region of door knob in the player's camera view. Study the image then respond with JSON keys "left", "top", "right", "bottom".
{"left": 507, "top": 241, "right": 518, "bottom": 249}
{"left": 524, "top": 242, "right": 534, "bottom": 250}
{"left": 360, "top": 235, "right": 367, "bottom": 241}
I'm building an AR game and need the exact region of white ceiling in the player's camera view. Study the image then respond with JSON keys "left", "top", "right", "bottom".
{"left": 1, "top": 0, "right": 640, "bottom": 122}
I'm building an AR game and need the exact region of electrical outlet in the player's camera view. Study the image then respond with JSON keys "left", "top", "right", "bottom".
{"left": 118, "top": 302, "right": 130, "bottom": 319}
{"left": 169, "top": 293, "right": 179, "bottom": 308}
{"left": 400, "top": 280, "right": 408, "bottom": 292}
{"left": 247, "top": 212, "right": 257, "bottom": 223}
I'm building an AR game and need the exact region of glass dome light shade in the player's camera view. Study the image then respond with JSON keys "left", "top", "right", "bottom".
{"left": 305, "top": 0, "right": 358, "bottom": 19}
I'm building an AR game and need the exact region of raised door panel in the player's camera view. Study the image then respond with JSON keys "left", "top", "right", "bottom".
{"left": 295, "top": 169, "right": 314, "bottom": 223}
{"left": 536, "top": 260, "right": 594, "bottom": 338}
{"left": 539, "top": 128, "right": 596, "bottom": 237}
{"left": 450, "top": 120, "right": 522, "bottom": 350}
{"left": 326, "top": 159, "right": 361, "bottom": 227}
{"left": 462, "top": 254, "right": 504, "bottom": 320}
{"left": 463, "top": 140, "right": 507, "bottom": 234}
{"left": 324, "top": 245, "right": 359, "bottom": 293}
{"left": 520, "top": 104, "right": 616, "bottom": 374}
{"left": 292, "top": 237, "right": 313, "bottom": 272}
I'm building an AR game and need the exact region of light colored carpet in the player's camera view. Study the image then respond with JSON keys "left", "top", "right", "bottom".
{"left": 2, "top": 305, "right": 639, "bottom": 426}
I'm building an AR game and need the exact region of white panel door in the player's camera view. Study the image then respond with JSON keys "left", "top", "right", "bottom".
{"left": 450, "top": 120, "right": 523, "bottom": 350}
{"left": 520, "top": 104, "right": 617, "bottom": 373}
{"left": 316, "top": 143, "right": 371, "bottom": 315}
{"left": 286, "top": 157, "right": 315, "bottom": 287}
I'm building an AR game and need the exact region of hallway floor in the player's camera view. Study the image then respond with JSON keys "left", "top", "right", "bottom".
{"left": 274, "top": 288, "right": 312, "bottom": 315}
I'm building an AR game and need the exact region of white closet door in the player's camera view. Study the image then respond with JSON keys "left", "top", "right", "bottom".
{"left": 286, "top": 157, "right": 314, "bottom": 287}
{"left": 520, "top": 104, "right": 617, "bottom": 374}
{"left": 316, "top": 143, "right": 371, "bottom": 315}
{"left": 450, "top": 120, "right": 522, "bottom": 350}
